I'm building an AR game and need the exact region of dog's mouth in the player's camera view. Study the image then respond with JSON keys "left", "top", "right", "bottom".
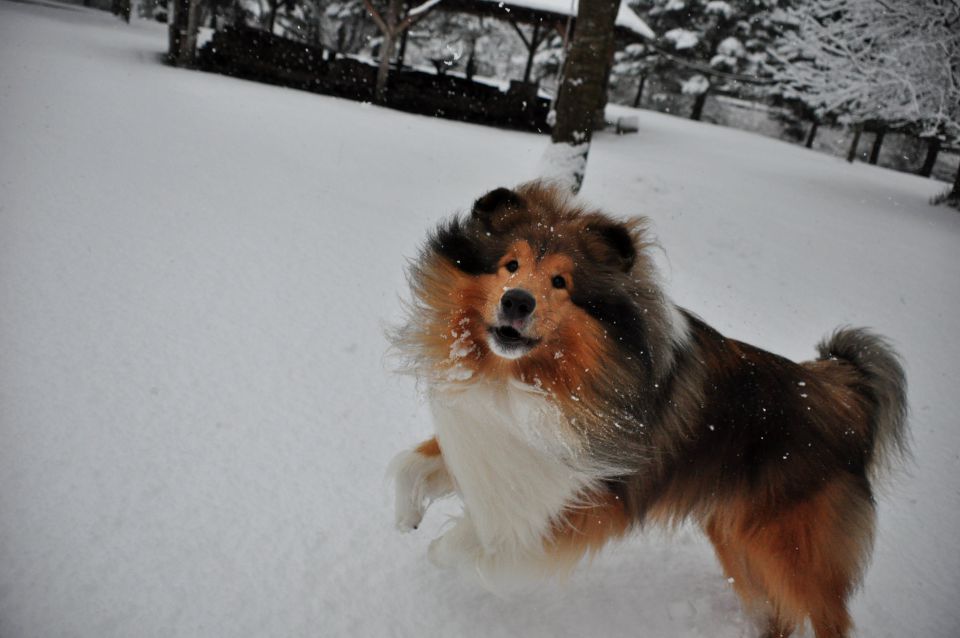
{"left": 487, "top": 325, "right": 540, "bottom": 359}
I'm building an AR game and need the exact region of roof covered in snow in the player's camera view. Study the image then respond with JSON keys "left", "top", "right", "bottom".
{"left": 448, "top": 0, "right": 655, "bottom": 39}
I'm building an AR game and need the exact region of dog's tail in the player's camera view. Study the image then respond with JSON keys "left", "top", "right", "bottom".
{"left": 816, "top": 327, "right": 909, "bottom": 478}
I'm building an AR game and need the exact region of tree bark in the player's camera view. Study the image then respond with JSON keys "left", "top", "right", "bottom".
{"left": 846, "top": 127, "right": 862, "bottom": 163}
{"left": 168, "top": 0, "right": 201, "bottom": 66}
{"left": 549, "top": 0, "right": 619, "bottom": 192}
{"left": 365, "top": 0, "right": 438, "bottom": 102}
{"left": 592, "top": 42, "right": 616, "bottom": 129}
{"left": 919, "top": 137, "right": 940, "bottom": 177}
{"left": 522, "top": 23, "right": 541, "bottom": 84}
{"left": 373, "top": 0, "right": 401, "bottom": 102}
{"left": 804, "top": 121, "right": 819, "bottom": 149}
{"left": 542, "top": 0, "right": 620, "bottom": 193}
{"left": 633, "top": 74, "right": 646, "bottom": 108}
{"left": 869, "top": 129, "right": 885, "bottom": 165}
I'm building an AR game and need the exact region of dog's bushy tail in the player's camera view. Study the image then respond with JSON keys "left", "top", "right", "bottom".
{"left": 817, "top": 328, "right": 909, "bottom": 478}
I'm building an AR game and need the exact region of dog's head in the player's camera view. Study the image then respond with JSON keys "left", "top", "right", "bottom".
{"left": 396, "top": 181, "right": 680, "bottom": 402}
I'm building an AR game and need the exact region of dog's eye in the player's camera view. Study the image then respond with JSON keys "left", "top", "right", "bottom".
{"left": 505, "top": 260, "right": 519, "bottom": 273}
{"left": 552, "top": 275, "right": 567, "bottom": 289}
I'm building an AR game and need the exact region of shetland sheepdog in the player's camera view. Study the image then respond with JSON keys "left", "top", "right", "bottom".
{"left": 389, "top": 181, "right": 907, "bottom": 638}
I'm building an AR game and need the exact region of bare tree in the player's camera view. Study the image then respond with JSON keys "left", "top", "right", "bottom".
{"left": 363, "top": 0, "right": 443, "bottom": 102}
{"left": 541, "top": 0, "right": 620, "bottom": 193}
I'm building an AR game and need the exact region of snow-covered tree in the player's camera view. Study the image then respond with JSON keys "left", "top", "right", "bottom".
{"left": 774, "top": 0, "right": 959, "bottom": 202}
{"left": 774, "top": 0, "right": 960, "bottom": 143}
{"left": 632, "top": 0, "right": 792, "bottom": 119}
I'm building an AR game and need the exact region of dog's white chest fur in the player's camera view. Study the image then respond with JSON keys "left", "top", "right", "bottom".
{"left": 429, "top": 379, "right": 599, "bottom": 558}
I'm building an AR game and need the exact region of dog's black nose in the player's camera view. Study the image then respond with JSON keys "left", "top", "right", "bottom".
{"left": 500, "top": 289, "right": 536, "bottom": 322}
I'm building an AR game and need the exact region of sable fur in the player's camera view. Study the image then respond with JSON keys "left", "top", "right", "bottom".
{"left": 390, "top": 181, "right": 908, "bottom": 638}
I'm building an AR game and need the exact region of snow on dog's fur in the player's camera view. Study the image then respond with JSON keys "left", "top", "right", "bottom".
{"left": 390, "top": 181, "right": 908, "bottom": 638}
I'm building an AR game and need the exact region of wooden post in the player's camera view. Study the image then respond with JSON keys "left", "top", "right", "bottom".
{"left": 950, "top": 161, "right": 960, "bottom": 202}
{"left": 919, "top": 138, "right": 940, "bottom": 177}
{"left": 397, "top": 27, "right": 409, "bottom": 69}
{"left": 633, "top": 74, "right": 646, "bottom": 108}
{"left": 846, "top": 126, "right": 862, "bottom": 163}
{"left": 869, "top": 128, "right": 885, "bottom": 165}
{"left": 804, "top": 121, "right": 819, "bottom": 149}
{"left": 690, "top": 86, "right": 709, "bottom": 121}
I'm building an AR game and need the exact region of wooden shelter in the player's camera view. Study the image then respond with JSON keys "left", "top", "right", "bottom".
{"left": 196, "top": 1, "right": 653, "bottom": 132}
{"left": 421, "top": 0, "right": 654, "bottom": 84}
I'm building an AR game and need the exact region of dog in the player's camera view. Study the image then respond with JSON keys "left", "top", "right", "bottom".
{"left": 389, "top": 181, "right": 907, "bottom": 638}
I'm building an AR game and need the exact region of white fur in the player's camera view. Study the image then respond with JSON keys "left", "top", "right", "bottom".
{"left": 664, "top": 299, "right": 690, "bottom": 349}
{"left": 651, "top": 298, "right": 690, "bottom": 379}
{"left": 389, "top": 449, "right": 454, "bottom": 532}
{"left": 485, "top": 333, "right": 533, "bottom": 360}
{"left": 420, "top": 378, "right": 608, "bottom": 585}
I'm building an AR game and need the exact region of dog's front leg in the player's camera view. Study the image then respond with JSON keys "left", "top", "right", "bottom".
{"left": 390, "top": 437, "right": 454, "bottom": 532}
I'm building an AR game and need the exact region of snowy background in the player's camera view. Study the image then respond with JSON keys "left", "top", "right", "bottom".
{"left": 1, "top": 2, "right": 959, "bottom": 636}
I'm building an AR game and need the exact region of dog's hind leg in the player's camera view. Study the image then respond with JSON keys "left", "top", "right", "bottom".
{"left": 704, "top": 515, "right": 796, "bottom": 638}
{"left": 727, "top": 477, "right": 874, "bottom": 638}
{"left": 390, "top": 437, "right": 454, "bottom": 532}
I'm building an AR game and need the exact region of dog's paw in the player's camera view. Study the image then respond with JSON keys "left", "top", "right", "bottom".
{"left": 389, "top": 448, "right": 453, "bottom": 533}
{"left": 395, "top": 500, "right": 424, "bottom": 532}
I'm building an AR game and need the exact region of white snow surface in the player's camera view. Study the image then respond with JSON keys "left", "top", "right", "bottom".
{"left": 1, "top": 2, "right": 958, "bottom": 637}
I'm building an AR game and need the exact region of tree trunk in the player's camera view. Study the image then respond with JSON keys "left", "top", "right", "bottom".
{"left": 690, "top": 88, "right": 709, "bottom": 121}
{"left": 804, "top": 121, "right": 819, "bottom": 148}
{"left": 168, "top": 0, "right": 201, "bottom": 66}
{"left": 522, "top": 23, "right": 540, "bottom": 84}
{"left": 633, "top": 74, "right": 646, "bottom": 108}
{"left": 112, "top": 0, "right": 131, "bottom": 22}
{"left": 846, "top": 127, "right": 862, "bottom": 163}
{"left": 869, "top": 129, "right": 885, "bottom": 165}
{"left": 919, "top": 138, "right": 940, "bottom": 177}
{"left": 374, "top": 0, "right": 402, "bottom": 103}
{"left": 547, "top": 0, "right": 619, "bottom": 192}
{"left": 592, "top": 42, "right": 616, "bottom": 130}
{"left": 266, "top": 6, "right": 277, "bottom": 34}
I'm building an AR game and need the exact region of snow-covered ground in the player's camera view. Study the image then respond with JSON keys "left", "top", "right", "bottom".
{"left": 1, "top": 2, "right": 958, "bottom": 636}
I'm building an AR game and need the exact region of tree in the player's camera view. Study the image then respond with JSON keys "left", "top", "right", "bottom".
{"left": 635, "top": 0, "right": 791, "bottom": 120}
{"left": 541, "top": 0, "right": 620, "bottom": 193}
{"left": 168, "top": 0, "right": 202, "bottom": 66}
{"left": 773, "top": 0, "right": 960, "bottom": 146}
{"left": 363, "top": 0, "right": 444, "bottom": 102}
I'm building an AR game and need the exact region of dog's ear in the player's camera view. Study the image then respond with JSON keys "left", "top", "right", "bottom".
{"left": 583, "top": 216, "right": 638, "bottom": 273}
{"left": 471, "top": 187, "right": 527, "bottom": 235}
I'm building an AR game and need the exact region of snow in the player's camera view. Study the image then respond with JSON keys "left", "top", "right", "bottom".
{"left": 537, "top": 141, "right": 590, "bottom": 192}
{"left": 1, "top": 2, "right": 959, "bottom": 637}
{"left": 664, "top": 27, "right": 700, "bottom": 50}
{"left": 681, "top": 74, "right": 710, "bottom": 95}
{"left": 705, "top": 0, "right": 733, "bottom": 18}
{"left": 475, "top": 0, "right": 656, "bottom": 40}
{"left": 408, "top": 0, "right": 444, "bottom": 18}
